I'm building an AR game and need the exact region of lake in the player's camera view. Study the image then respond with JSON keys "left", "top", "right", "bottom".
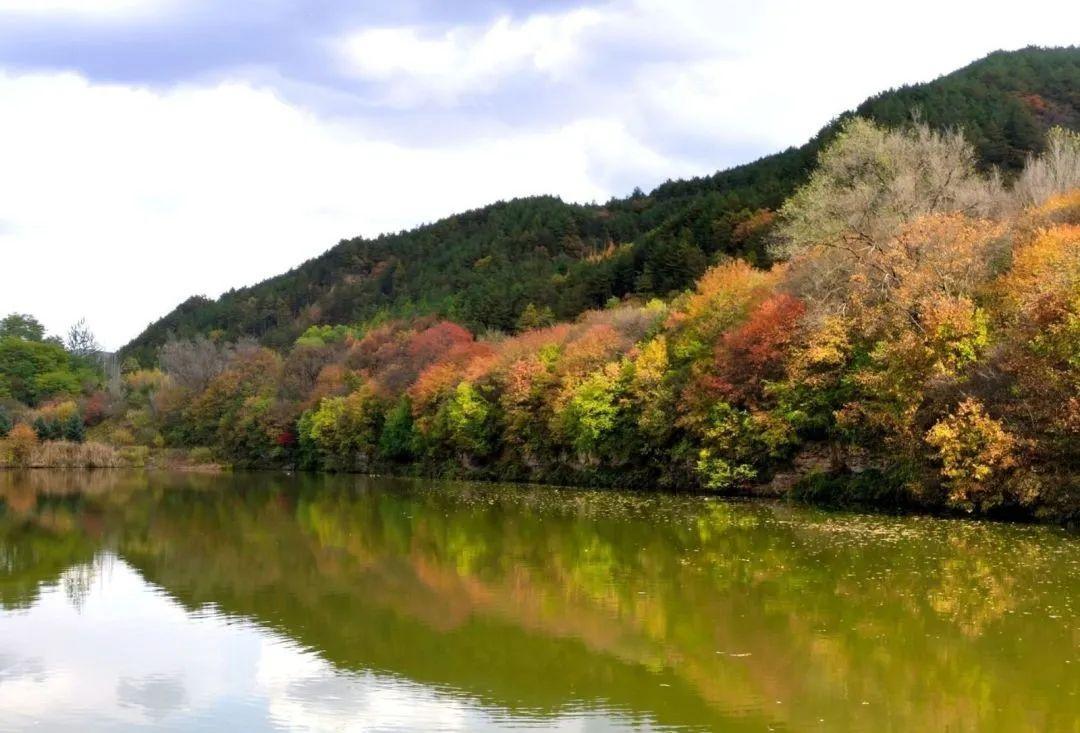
{"left": 0, "top": 471, "right": 1076, "bottom": 731}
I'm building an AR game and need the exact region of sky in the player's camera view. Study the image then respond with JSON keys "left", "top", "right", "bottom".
{"left": 0, "top": 0, "right": 1077, "bottom": 349}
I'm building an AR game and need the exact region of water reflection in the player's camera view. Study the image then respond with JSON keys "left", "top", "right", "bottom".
{"left": 0, "top": 471, "right": 1076, "bottom": 731}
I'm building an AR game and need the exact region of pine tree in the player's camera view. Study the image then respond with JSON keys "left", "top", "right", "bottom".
{"left": 62, "top": 413, "right": 86, "bottom": 443}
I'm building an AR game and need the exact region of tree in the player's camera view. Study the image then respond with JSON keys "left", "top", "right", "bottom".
{"left": 710, "top": 293, "right": 806, "bottom": 408}
{"left": 120, "top": 356, "right": 141, "bottom": 375}
{"left": 33, "top": 414, "right": 61, "bottom": 441}
{"left": 926, "top": 399, "right": 1016, "bottom": 511}
{"left": 34, "top": 370, "right": 83, "bottom": 398}
{"left": 66, "top": 319, "right": 101, "bottom": 360}
{"left": 558, "top": 363, "right": 625, "bottom": 459}
{"left": 1015, "top": 126, "right": 1080, "bottom": 206}
{"left": 0, "top": 337, "right": 72, "bottom": 405}
{"left": 775, "top": 118, "right": 1004, "bottom": 268}
{"left": 62, "top": 412, "right": 86, "bottom": 443}
{"left": 378, "top": 396, "right": 419, "bottom": 462}
{"left": 183, "top": 346, "right": 282, "bottom": 446}
{"left": 6, "top": 423, "right": 38, "bottom": 466}
{"left": 441, "top": 382, "right": 494, "bottom": 459}
{"left": 517, "top": 303, "right": 556, "bottom": 332}
{"left": 303, "top": 385, "right": 384, "bottom": 470}
{"left": 0, "top": 405, "right": 11, "bottom": 437}
{"left": 159, "top": 336, "right": 234, "bottom": 394}
{"left": 218, "top": 395, "right": 288, "bottom": 464}
{"left": 628, "top": 336, "right": 673, "bottom": 441}
{"left": 692, "top": 403, "right": 760, "bottom": 491}
{"left": 0, "top": 313, "right": 45, "bottom": 342}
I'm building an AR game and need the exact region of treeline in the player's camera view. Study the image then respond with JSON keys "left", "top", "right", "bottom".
{"left": 65, "top": 121, "right": 1080, "bottom": 520}
{"left": 120, "top": 47, "right": 1080, "bottom": 364}
{"left": 0, "top": 316, "right": 117, "bottom": 465}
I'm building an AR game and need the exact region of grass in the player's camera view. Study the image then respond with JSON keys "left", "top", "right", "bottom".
{"left": 0, "top": 440, "right": 227, "bottom": 471}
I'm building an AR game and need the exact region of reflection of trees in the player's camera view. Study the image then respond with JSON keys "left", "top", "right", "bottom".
{"left": 61, "top": 555, "right": 115, "bottom": 612}
{"left": 0, "top": 473, "right": 100, "bottom": 610}
{"left": 1, "top": 472, "right": 1077, "bottom": 732}
{"left": 0, "top": 524, "right": 96, "bottom": 610}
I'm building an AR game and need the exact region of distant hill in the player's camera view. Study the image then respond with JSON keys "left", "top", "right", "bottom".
{"left": 122, "top": 46, "right": 1080, "bottom": 364}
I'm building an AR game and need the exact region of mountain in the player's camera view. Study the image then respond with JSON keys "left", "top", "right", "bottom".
{"left": 121, "top": 46, "right": 1080, "bottom": 364}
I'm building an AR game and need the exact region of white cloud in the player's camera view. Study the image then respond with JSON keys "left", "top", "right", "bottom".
{"left": 0, "top": 71, "right": 684, "bottom": 349}
{"left": 340, "top": 9, "right": 605, "bottom": 105}
{"left": 335, "top": 0, "right": 1080, "bottom": 167}
{"left": 625, "top": 0, "right": 1080, "bottom": 149}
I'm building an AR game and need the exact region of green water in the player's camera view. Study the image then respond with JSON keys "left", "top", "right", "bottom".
{"left": 0, "top": 471, "right": 1076, "bottom": 731}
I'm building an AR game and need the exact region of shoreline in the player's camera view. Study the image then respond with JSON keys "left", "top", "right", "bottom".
{"left": 3, "top": 459, "right": 1073, "bottom": 528}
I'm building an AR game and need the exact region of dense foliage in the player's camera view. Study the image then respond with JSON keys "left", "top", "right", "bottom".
{"left": 120, "top": 47, "right": 1080, "bottom": 364}
{"left": 87, "top": 119, "right": 1080, "bottom": 520}
{"left": 0, "top": 314, "right": 107, "bottom": 463}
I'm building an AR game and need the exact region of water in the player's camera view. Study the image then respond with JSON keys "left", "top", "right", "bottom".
{"left": 0, "top": 471, "right": 1076, "bottom": 732}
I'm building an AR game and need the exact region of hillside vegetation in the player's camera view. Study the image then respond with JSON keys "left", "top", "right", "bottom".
{"left": 4, "top": 48, "right": 1078, "bottom": 520}
{"left": 2, "top": 120, "right": 1068, "bottom": 519}
{"left": 120, "top": 47, "right": 1080, "bottom": 364}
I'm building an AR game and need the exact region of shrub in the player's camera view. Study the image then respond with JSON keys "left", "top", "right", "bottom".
{"left": 109, "top": 427, "right": 136, "bottom": 447}
{"left": 6, "top": 423, "right": 38, "bottom": 466}
{"left": 119, "top": 445, "right": 151, "bottom": 467}
{"left": 926, "top": 399, "right": 1017, "bottom": 512}
{"left": 188, "top": 446, "right": 216, "bottom": 464}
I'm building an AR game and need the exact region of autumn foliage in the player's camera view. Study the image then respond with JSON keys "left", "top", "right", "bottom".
{"left": 112, "top": 120, "right": 1080, "bottom": 521}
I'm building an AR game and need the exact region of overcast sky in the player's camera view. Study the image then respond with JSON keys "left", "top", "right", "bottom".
{"left": 0, "top": 0, "right": 1077, "bottom": 349}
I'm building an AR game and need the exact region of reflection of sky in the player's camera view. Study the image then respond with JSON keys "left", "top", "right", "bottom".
{"left": 0, "top": 555, "right": 665, "bottom": 731}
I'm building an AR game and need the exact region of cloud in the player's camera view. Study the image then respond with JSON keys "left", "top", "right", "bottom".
{"left": 0, "top": 70, "right": 689, "bottom": 349}
{"left": 329, "top": 0, "right": 1080, "bottom": 172}
{"left": 340, "top": 9, "right": 604, "bottom": 105}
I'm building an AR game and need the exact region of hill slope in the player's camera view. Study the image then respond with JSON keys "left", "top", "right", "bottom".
{"left": 122, "top": 46, "right": 1080, "bottom": 364}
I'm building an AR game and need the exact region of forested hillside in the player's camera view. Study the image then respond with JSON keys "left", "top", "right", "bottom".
{"left": 15, "top": 118, "right": 1062, "bottom": 519}
{"left": 121, "top": 46, "right": 1080, "bottom": 364}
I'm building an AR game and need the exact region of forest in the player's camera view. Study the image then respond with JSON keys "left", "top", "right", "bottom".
{"left": 119, "top": 46, "right": 1080, "bottom": 364}
{"left": 2, "top": 113, "right": 1078, "bottom": 521}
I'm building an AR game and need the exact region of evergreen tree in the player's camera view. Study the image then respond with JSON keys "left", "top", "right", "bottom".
{"left": 33, "top": 415, "right": 61, "bottom": 441}
{"left": 62, "top": 412, "right": 86, "bottom": 443}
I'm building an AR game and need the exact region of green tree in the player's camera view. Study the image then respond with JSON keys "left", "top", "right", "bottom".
{"left": 442, "top": 383, "right": 494, "bottom": 458}
{"left": 0, "top": 338, "right": 71, "bottom": 405}
{"left": 516, "top": 303, "right": 555, "bottom": 332}
{"left": 0, "top": 313, "right": 46, "bottom": 342}
{"left": 33, "top": 415, "right": 62, "bottom": 441}
{"left": 559, "top": 365, "right": 625, "bottom": 458}
{"left": 62, "top": 412, "right": 86, "bottom": 443}
{"left": 304, "top": 386, "right": 384, "bottom": 470}
{"left": 378, "top": 397, "right": 419, "bottom": 462}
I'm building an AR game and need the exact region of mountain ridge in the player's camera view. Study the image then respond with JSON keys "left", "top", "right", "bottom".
{"left": 122, "top": 45, "right": 1080, "bottom": 364}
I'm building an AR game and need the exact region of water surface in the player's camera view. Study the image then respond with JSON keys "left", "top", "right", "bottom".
{"left": 0, "top": 471, "right": 1076, "bottom": 731}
